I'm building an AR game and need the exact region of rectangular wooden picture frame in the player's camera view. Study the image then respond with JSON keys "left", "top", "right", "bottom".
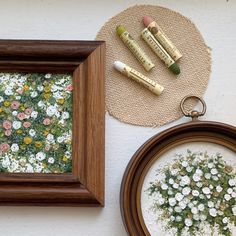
{"left": 0, "top": 39, "right": 105, "bottom": 206}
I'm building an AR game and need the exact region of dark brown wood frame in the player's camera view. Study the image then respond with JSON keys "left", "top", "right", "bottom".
{"left": 120, "top": 120, "right": 236, "bottom": 235}
{"left": 0, "top": 39, "right": 105, "bottom": 206}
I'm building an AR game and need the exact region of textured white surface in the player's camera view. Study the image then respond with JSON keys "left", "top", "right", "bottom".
{"left": 0, "top": 0, "right": 235, "bottom": 236}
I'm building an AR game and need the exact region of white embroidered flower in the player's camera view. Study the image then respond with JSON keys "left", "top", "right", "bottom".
{"left": 168, "top": 189, "right": 174, "bottom": 195}
{"left": 36, "top": 152, "right": 46, "bottom": 161}
{"left": 196, "top": 182, "right": 203, "bottom": 188}
{"left": 182, "top": 187, "right": 191, "bottom": 196}
{"left": 232, "top": 206, "right": 236, "bottom": 216}
{"left": 184, "top": 219, "right": 193, "bottom": 227}
{"left": 229, "top": 179, "right": 236, "bottom": 186}
{"left": 227, "top": 188, "right": 233, "bottom": 194}
{"left": 191, "top": 207, "right": 198, "bottom": 215}
{"left": 218, "top": 210, "right": 224, "bottom": 216}
{"left": 175, "top": 193, "right": 184, "bottom": 202}
{"left": 0, "top": 96, "right": 3, "bottom": 102}
{"left": 45, "top": 73, "right": 52, "bottom": 79}
{"left": 61, "top": 111, "right": 69, "bottom": 119}
{"left": 224, "top": 194, "right": 231, "bottom": 201}
{"left": 13, "top": 121, "right": 22, "bottom": 130}
{"left": 176, "top": 216, "right": 182, "bottom": 222}
{"left": 193, "top": 174, "right": 201, "bottom": 182}
{"left": 204, "top": 173, "right": 211, "bottom": 179}
{"left": 38, "top": 101, "right": 45, "bottom": 107}
{"left": 202, "top": 187, "right": 211, "bottom": 195}
{"left": 169, "top": 198, "right": 177, "bottom": 207}
{"left": 2, "top": 157, "right": 10, "bottom": 168}
{"left": 195, "top": 169, "right": 203, "bottom": 176}
{"left": 37, "top": 85, "right": 44, "bottom": 91}
{"left": 16, "top": 95, "right": 21, "bottom": 100}
{"left": 188, "top": 202, "right": 194, "bottom": 209}
{"left": 179, "top": 201, "right": 187, "bottom": 209}
{"left": 209, "top": 208, "right": 217, "bottom": 217}
{"left": 57, "top": 136, "right": 64, "bottom": 143}
{"left": 181, "top": 161, "right": 188, "bottom": 167}
{"left": 170, "top": 216, "right": 175, "bottom": 221}
{"left": 173, "top": 183, "right": 179, "bottom": 189}
{"left": 168, "top": 207, "right": 173, "bottom": 212}
{"left": 180, "top": 176, "right": 190, "bottom": 186}
{"left": 208, "top": 201, "right": 214, "bottom": 208}
{"left": 12, "top": 111, "right": 18, "bottom": 116}
{"left": 29, "top": 129, "right": 36, "bottom": 137}
{"left": 200, "top": 214, "right": 207, "bottom": 221}
{"left": 46, "top": 106, "right": 56, "bottom": 117}
{"left": 183, "top": 197, "right": 190, "bottom": 204}
{"left": 193, "top": 214, "right": 200, "bottom": 221}
{"left": 209, "top": 184, "right": 214, "bottom": 190}
{"left": 186, "top": 166, "right": 193, "bottom": 173}
{"left": 29, "top": 155, "right": 36, "bottom": 164}
{"left": 30, "top": 91, "right": 38, "bottom": 98}
{"left": 5, "top": 88, "right": 13, "bottom": 95}
{"left": 170, "top": 168, "right": 178, "bottom": 175}
{"left": 25, "top": 164, "right": 33, "bottom": 173}
{"left": 46, "top": 134, "right": 54, "bottom": 142}
{"left": 211, "top": 168, "right": 218, "bottom": 175}
{"left": 168, "top": 178, "right": 174, "bottom": 185}
{"left": 212, "top": 176, "right": 219, "bottom": 181}
{"left": 192, "top": 190, "right": 199, "bottom": 197}
{"left": 198, "top": 204, "right": 205, "bottom": 211}
{"left": 31, "top": 111, "right": 38, "bottom": 119}
{"left": 199, "top": 194, "right": 205, "bottom": 199}
{"left": 222, "top": 217, "right": 228, "bottom": 224}
{"left": 216, "top": 186, "right": 223, "bottom": 193}
{"left": 174, "top": 206, "right": 182, "bottom": 213}
{"left": 208, "top": 162, "right": 214, "bottom": 169}
{"left": 231, "top": 192, "right": 236, "bottom": 198}
{"left": 48, "top": 157, "right": 55, "bottom": 164}
{"left": 11, "top": 143, "right": 19, "bottom": 152}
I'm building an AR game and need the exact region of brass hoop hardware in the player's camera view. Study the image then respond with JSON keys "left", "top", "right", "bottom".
{"left": 180, "top": 95, "right": 206, "bottom": 120}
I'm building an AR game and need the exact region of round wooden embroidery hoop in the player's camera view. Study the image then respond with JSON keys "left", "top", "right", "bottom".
{"left": 120, "top": 96, "right": 236, "bottom": 236}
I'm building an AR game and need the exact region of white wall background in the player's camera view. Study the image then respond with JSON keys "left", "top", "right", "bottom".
{"left": 0, "top": 0, "right": 235, "bottom": 235}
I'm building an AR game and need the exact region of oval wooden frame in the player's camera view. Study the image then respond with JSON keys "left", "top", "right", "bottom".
{"left": 120, "top": 121, "right": 236, "bottom": 236}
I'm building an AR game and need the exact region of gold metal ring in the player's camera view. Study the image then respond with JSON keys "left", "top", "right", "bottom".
{"left": 180, "top": 95, "right": 206, "bottom": 119}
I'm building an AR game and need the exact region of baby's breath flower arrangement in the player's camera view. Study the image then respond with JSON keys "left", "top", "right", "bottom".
{"left": 0, "top": 73, "right": 73, "bottom": 173}
{"left": 148, "top": 150, "right": 236, "bottom": 236}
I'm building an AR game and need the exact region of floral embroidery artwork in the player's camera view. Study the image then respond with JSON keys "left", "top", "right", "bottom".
{"left": 0, "top": 73, "right": 73, "bottom": 173}
{"left": 147, "top": 150, "right": 236, "bottom": 236}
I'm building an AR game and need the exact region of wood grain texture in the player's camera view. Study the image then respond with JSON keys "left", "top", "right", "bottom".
{"left": 120, "top": 121, "right": 236, "bottom": 235}
{"left": 0, "top": 40, "right": 105, "bottom": 206}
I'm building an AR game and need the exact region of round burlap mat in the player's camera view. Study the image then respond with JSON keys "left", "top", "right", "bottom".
{"left": 96, "top": 5, "right": 211, "bottom": 127}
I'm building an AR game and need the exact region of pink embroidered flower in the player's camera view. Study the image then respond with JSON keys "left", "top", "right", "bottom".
{"left": 43, "top": 118, "right": 51, "bottom": 126}
{"left": 3, "top": 120, "right": 12, "bottom": 130}
{"left": 16, "top": 88, "right": 23, "bottom": 94}
{"left": 66, "top": 84, "right": 73, "bottom": 91}
{"left": 0, "top": 143, "right": 9, "bottom": 153}
{"left": 11, "top": 101, "right": 20, "bottom": 110}
{"left": 17, "top": 112, "right": 25, "bottom": 120}
{"left": 23, "top": 121, "right": 31, "bottom": 128}
{"left": 4, "top": 129, "right": 12, "bottom": 136}
{"left": 25, "top": 108, "right": 33, "bottom": 115}
{"left": 45, "top": 144, "right": 51, "bottom": 151}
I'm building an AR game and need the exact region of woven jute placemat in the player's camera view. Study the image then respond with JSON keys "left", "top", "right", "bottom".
{"left": 96, "top": 5, "right": 211, "bottom": 127}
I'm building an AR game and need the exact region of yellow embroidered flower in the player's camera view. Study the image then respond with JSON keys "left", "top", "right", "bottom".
{"left": 44, "top": 86, "right": 51, "bottom": 93}
{"left": 44, "top": 130, "right": 49, "bottom": 136}
{"left": 0, "top": 107, "right": 3, "bottom": 113}
{"left": 62, "top": 156, "right": 68, "bottom": 162}
{"left": 16, "top": 129, "right": 23, "bottom": 134}
{"left": 23, "top": 85, "right": 29, "bottom": 91}
{"left": 24, "top": 136, "right": 32, "bottom": 144}
{"left": 3, "top": 101, "right": 10, "bottom": 107}
{"left": 35, "top": 141, "right": 43, "bottom": 148}
{"left": 44, "top": 93, "right": 51, "bottom": 99}
{"left": 57, "top": 99, "right": 65, "bottom": 105}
